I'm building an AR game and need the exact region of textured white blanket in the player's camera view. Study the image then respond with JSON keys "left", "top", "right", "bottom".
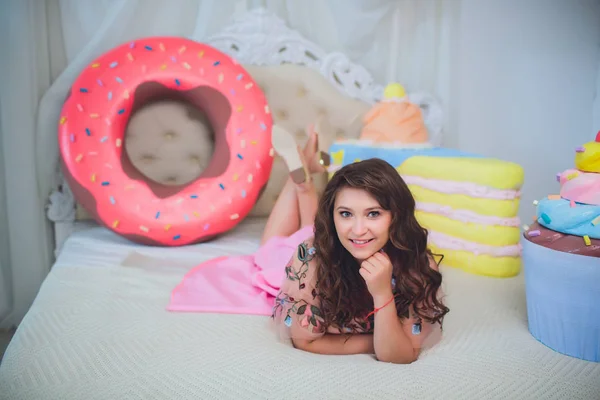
{"left": 1, "top": 222, "right": 599, "bottom": 399}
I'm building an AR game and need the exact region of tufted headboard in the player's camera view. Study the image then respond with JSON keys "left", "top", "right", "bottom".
{"left": 48, "top": 8, "right": 442, "bottom": 255}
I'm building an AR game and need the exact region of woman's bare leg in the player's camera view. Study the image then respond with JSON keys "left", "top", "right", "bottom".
{"left": 296, "top": 124, "right": 329, "bottom": 227}
{"left": 295, "top": 181, "right": 319, "bottom": 228}
{"left": 260, "top": 125, "right": 309, "bottom": 244}
{"left": 260, "top": 177, "right": 300, "bottom": 245}
{"left": 260, "top": 124, "right": 329, "bottom": 244}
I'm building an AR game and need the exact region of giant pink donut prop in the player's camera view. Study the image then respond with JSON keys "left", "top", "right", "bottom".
{"left": 59, "top": 37, "right": 273, "bottom": 246}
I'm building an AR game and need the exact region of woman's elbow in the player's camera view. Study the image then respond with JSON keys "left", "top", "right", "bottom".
{"left": 292, "top": 338, "right": 317, "bottom": 353}
{"left": 376, "top": 349, "right": 419, "bottom": 364}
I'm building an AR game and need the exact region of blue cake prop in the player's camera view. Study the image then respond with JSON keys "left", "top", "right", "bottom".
{"left": 522, "top": 237, "right": 600, "bottom": 362}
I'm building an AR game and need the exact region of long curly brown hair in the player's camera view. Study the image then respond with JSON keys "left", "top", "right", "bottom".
{"left": 313, "top": 158, "right": 449, "bottom": 332}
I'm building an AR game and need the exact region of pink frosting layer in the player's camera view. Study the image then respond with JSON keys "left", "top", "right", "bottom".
{"left": 428, "top": 230, "right": 522, "bottom": 257}
{"left": 559, "top": 169, "right": 600, "bottom": 206}
{"left": 416, "top": 202, "right": 521, "bottom": 226}
{"left": 403, "top": 176, "right": 521, "bottom": 200}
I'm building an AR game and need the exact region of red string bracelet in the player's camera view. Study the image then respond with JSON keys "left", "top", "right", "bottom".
{"left": 366, "top": 295, "right": 395, "bottom": 319}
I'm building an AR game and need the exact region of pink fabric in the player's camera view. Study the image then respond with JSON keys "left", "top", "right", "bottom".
{"left": 167, "top": 225, "right": 314, "bottom": 315}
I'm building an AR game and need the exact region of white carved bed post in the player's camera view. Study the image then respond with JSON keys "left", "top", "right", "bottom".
{"left": 46, "top": 171, "right": 77, "bottom": 257}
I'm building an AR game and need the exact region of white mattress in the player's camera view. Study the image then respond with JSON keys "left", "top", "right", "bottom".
{"left": 1, "top": 219, "right": 599, "bottom": 400}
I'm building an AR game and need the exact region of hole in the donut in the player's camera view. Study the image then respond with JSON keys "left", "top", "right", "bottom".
{"left": 121, "top": 81, "right": 232, "bottom": 198}
{"left": 125, "top": 97, "right": 214, "bottom": 187}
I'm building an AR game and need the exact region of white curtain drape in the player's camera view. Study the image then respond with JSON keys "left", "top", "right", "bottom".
{"left": 0, "top": 0, "right": 56, "bottom": 329}
{"left": 0, "top": 111, "right": 9, "bottom": 324}
{"left": 594, "top": 58, "right": 600, "bottom": 138}
{"left": 1, "top": 0, "right": 598, "bottom": 329}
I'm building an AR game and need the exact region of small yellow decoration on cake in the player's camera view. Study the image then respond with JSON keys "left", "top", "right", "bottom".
{"left": 383, "top": 82, "right": 407, "bottom": 99}
{"left": 574, "top": 131, "right": 600, "bottom": 173}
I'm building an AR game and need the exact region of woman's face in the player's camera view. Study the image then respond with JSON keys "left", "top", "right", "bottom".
{"left": 333, "top": 187, "right": 392, "bottom": 262}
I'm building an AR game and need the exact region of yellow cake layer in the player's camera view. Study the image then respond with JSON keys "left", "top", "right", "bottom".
{"left": 398, "top": 156, "right": 524, "bottom": 190}
{"left": 416, "top": 211, "right": 520, "bottom": 246}
{"left": 408, "top": 185, "right": 521, "bottom": 218}
{"left": 428, "top": 243, "right": 521, "bottom": 278}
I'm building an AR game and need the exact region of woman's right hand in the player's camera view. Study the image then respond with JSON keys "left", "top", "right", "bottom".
{"left": 359, "top": 251, "right": 394, "bottom": 303}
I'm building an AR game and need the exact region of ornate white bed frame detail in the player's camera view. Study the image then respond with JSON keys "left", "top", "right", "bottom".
{"left": 46, "top": 7, "right": 443, "bottom": 257}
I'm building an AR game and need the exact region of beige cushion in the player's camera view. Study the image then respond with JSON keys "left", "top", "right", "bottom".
{"left": 75, "top": 64, "right": 370, "bottom": 220}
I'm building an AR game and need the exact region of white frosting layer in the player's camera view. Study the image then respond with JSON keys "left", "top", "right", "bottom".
{"left": 428, "top": 230, "right": 522, "bottom": 257}
{"left": 416, "top": 202, "right": 521, "bottom": 227}
{"left": 403, "top": 175, "right": 521, "bottom": 200}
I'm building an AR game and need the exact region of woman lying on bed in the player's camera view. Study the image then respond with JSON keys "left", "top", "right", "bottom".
{"left": 267, "top": 125, "right": 449, "bottom": 364}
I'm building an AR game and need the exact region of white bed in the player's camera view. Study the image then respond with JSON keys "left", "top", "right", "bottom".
{"left": 3, "top": 218, "right": 600, "bottom": 399}
{"left": 1, "top": 8, "right": 599, "bottom": 400}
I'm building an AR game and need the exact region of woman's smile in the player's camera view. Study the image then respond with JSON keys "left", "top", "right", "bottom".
{"left": 333, "top": 187, "right": 392, "bottom": 261}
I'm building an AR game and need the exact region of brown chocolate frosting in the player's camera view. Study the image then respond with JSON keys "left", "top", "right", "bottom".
{"left": 523, "top": 222, "right": 599, "bottom": 258}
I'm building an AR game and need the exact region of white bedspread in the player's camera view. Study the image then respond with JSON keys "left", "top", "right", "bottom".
{"left": 1, "top": 218, "right": 599, "bottom": 399}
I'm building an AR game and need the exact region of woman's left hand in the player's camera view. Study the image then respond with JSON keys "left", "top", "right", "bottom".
{"left": 359, "top": 251, "right": 394, "bottom": 303}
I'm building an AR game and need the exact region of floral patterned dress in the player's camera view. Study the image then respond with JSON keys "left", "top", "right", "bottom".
{"left": 271, "top": 236, "right": 372, "bottom": 341}
{"left": 271, "top": 236, "right": 443, "bottom": 349}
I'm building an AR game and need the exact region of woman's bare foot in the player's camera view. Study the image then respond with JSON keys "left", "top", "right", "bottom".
{"left": 271, "top": 125, "right": 311, "bottom": 184}
{"left": 303, "top": 123, "right": 331, "bottom": 174}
